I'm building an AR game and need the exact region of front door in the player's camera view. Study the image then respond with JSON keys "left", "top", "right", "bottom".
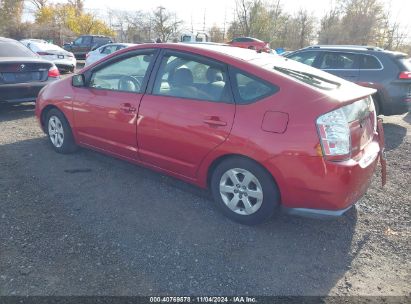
{"left": 72, "top": 50, "right": 156, "bottom": 160}
{"left": 137, "top": 51, "right": 235, "bottom": 178}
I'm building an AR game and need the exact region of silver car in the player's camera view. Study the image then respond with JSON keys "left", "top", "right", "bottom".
{"left": 21, "top": 39, "right": 76, "bottom": 73}
{"left": 85, "top": 43, "right": 136, "bottom": 67}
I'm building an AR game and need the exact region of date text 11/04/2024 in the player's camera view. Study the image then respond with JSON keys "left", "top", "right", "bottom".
{"left": 149, "top": 296, "right": 257, "bottom": 303}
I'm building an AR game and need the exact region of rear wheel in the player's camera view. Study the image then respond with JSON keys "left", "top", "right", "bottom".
{"left": 46, "top": 109, "right": 77, "bottom": 154}
{"left": 210, "top": 157, "right": 280, "bottom": 225}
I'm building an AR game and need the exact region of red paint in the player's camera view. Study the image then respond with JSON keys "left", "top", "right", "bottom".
{"left": 228, "top": 39, "right": 270, "bottom": 53}
{"left": 36, "top": 43, "right": 383, "bottom": 212}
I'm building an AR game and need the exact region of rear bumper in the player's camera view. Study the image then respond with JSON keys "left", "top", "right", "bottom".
{"left": 0, "top": 79, "right": 57, "bottom": 103}
{"left": 265, "top": 139, "right": 380, "bottom": 212}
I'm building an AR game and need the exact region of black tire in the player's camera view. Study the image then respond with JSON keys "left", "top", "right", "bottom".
{"left": 45, "top": 108, "right": 77, "bottom": 154}
{"left": 210, "top": 157, "right": 280, "bottom": 225}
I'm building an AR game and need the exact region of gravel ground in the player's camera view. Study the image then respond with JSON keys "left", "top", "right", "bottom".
{"left": 0, "top": 102, "right": 410, "bottom": 296}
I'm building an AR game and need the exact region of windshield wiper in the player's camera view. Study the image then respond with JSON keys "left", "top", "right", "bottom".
{"left": 273, "top": 66, "right": 341, "bottom": 90}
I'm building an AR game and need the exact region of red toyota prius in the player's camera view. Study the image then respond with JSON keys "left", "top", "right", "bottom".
{"left": 35, "top": 43, "right": 385, "bottom": 225}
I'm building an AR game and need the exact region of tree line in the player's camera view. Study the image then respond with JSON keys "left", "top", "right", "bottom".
{"left": 0, "top": 0, "right": 409, "bottom": 53}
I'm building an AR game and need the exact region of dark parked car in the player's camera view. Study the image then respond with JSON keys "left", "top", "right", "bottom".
{"left": 285, "top": 45, "right": 411, "bottom": 115}
{"left": 0, "top": 37, "right": 60, "bottom": 104}
{"left": 36, "top": 43, "right": 384, "bottom": 225}
{"left": 63, "top": 35, "right": 112, "bottom": 59}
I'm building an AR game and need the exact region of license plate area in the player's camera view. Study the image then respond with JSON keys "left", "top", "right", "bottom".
{"left": 1, "top": 71, "right": 44, "bottom": 83}
{"left": 58, "top": 55, "right": 64, "bottom": 59}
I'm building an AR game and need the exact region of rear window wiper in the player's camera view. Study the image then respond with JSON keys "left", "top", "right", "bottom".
{"left": 273, "top": 66, "right": 341, "bottom": 90}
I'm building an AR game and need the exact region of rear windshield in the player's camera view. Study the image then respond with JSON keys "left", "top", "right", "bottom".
{"left": 250, "top": 54, "right": 343, "bottom": 90}
{"left": 0, "top": 41, "right": 37, "bottom": 57}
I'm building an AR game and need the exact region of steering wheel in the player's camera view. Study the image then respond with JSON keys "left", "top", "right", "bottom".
{"left": 118, "top": 76, "right": 141, "bottom": 92}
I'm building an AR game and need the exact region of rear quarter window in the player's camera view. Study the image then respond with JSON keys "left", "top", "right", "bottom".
{"left": 360, "top": 55, "right": 382, "bottom": 69}
{"left": 231, "top": 69, "right": 278, "bottom": 104}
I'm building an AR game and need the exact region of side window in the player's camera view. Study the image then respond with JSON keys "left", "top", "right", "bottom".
{"left": 288, "top": 51, "right": 318, "bottom": 66}
{"left": 360, "top": 55, "right": 382, "bottom": 69}
{"left": 73, "top": 37, "right": 83, "bottom": 45}
{"left": 82, "top": 36, "right": 92, "bottom": 45}
{"left": 319, "top": 52, "right": 358, "bottom": 70}
{"left": 101, "top": 45, "right": 117, "bottom": 55}
{"left": 152, "top": 53, "right": 231, "bottom": 102}
{"left": 232, "top": 70, "right": 278, "bottom": 104}
{"left": 89, "top": 53, "right": 153, "bottom": 92}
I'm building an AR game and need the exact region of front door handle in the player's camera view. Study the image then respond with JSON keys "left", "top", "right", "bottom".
{"left": 203, "top": 117, "right": 227, "bottom": 127}
{"left": 120, "top": 103, "right": 136, "bottom": 113}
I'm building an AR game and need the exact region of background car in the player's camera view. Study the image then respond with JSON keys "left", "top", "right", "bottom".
{"left": 36, "top": 43, "right": 383, "bottom": 225}
{"left": 21, "top": 39, "right": 76, "bottom": 73}
{"left": 228, "top": 37, "right": 271, "bottom": 52}
{"left": 85, "top": 43, "right": 136, "bottom": 66}
{"left": 285, "top": 45, "right": 411, "bottom": 115}
{"left": 63, "top": 35, "right": 113, "bottom": 59}
{"left": 0, "top": 37, "right": 60, "bottom": 104}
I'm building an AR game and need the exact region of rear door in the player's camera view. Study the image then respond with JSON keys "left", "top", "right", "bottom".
{"left": 317, "top": 51, "right": 360, "bottom": 82}
{"left": 137, "top": 50, "right": 235, "bottom": 178}
{"left": 72, "top": 49, "right": 157, "bottom": 159}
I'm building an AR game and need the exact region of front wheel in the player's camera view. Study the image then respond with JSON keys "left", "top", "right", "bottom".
{"left": 46, "top": 109, "right": 77, "bottom": 154}
{"left": 210, "top": 157, "right": 280, "bottom": 225}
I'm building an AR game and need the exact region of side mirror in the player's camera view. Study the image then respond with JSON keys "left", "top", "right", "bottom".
{"left": 72, "top": 74, "right": 85, "bottom": 87}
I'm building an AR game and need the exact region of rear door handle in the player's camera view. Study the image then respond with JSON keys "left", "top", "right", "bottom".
{"left": 120, "top": 103, "right": 136, "bottom": 113}
{"left": 203, "top": 117, "right": 227, "bottom": 127}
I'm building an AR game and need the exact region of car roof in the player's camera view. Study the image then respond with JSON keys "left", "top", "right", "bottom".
{"left": 0, "top": 37, "right": 18, "bottom": 43}
{"left": 300, "top": 45, "right": 408, "bottom": 57}
{"left": 129, "top": 43, "right": 276, "bottom": 62}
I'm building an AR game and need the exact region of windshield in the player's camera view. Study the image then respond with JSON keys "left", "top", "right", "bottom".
{"left": 0, "top": 41, "right": 37, "bottom": 57}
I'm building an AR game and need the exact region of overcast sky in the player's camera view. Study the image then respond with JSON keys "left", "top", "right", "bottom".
{"left": 28, "top": 0, "right": 411, "bottom": 35}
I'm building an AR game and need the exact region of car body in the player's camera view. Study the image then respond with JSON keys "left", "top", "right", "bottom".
{"left": 63, "top": 35, "right": 113, "bottom": 59}
{"left": 85, "top": 43, "right": 136, "bottom": 67}
{"left": 0, "top": 37, "right": 60, "bottom": 104}
{"left": 285, "top": 45, "right": 411, "bottom": 115}
{"left": 228, "top": 37, "right": 271, "bottom": 53}
{"left": 35, "top": 43, "right": 384, "bottom": 224}
{"left": 21, "top": 39, "right": 76, "bottom": 73}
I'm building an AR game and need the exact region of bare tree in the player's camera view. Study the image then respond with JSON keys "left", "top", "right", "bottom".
{"left": 27, "top": 0, "right": 48, "bottom": 10}
{"left": 152, "top": 6, "right": 181, "bottom": 42}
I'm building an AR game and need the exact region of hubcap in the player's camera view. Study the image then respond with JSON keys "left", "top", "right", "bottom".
{"left": 48, "top": 116, "right": 64, "bottom": 148}
{"left": 219, "top": 168, "right": 263, "bottom": 215}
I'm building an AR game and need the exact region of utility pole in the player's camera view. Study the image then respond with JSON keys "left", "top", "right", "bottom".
{"left": 223, "top": 8, "right": 227, "bottom": 41}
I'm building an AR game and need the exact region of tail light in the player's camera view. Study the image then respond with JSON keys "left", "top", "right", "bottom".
{"left": 316, "top": 108, "right": 351, "bottom": 161}
{"left": 37, "top": 51, "right": 53, "bottom": 56}
{"left": 67, "top": 53, "right": 75, "bottom": 58}
{"left": 48, "top": 66, "right": 60, "bottom": 78}
{"left": 399, "top": 71, "right": 411, "bottom": 79}
{"left": 86, "top": 52, "right": 90, "bottom": 58}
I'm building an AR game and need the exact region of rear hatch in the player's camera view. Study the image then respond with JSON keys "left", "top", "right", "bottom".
{"left": 0, "top": 58, "right": 52, "bottom": 84}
